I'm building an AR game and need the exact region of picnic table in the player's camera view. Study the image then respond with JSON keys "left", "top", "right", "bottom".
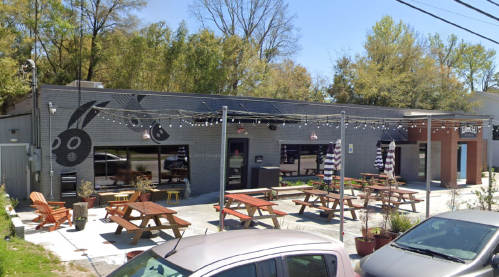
{"left": 361, "top": 185, "right": 423, "bottom": 212}
{"left": 360, "top": 173, "right": 380, "bottom": 180}
{"left": 214, "top": 194, "right": 287, "bottom": 229}
{"left": 314, "top": 175, "right": 359, "bottom": 195}
{"left": 110, "top": 202, "right": 190, "bottom": 245}
{"left": 292, "top": 189, "right": 362, "bottom": 222}
{"left": 280, "top": 169, "right": 296, "bottom": 176}
{"left": 304, "top": 168, "right": 324, "bottom": 175}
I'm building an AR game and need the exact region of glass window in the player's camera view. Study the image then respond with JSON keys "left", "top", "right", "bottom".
{"left": 394, "top": 217, "right": 498, "bottom": 260}
{"left": 107, "top": 249, "right": 192, "bottom": 277}
{"left": 160, "top": 146, "right": 189, "bottom": 185}
{"left": 94, "top": 147, "right": 128, "bottom": 189}
{"left": 493, "top": 125, "right": 499, "bottom": 141}
{"left": 258, "top": 259, "right": 277, "bottom": 277}
{"left": 280, "top": 145, "right": 299, "bottom": 177}
{"left": 286, "top": 255, "right": 328, "bottom": 277}
{"left": 279, "top": 145, "right": 329, "bottom": 178}
{"left": 214, "top": 263, "right": 257, "bottom": 277}
{"left": 129, "top": 146, "right": 160, "bottom": 185}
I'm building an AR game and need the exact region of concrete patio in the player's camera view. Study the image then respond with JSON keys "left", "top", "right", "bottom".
{"left": 15, "top": 177, "right": 496, "bottom": 276}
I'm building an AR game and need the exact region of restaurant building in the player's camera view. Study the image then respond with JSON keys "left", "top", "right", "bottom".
{"left": 0, "top": 83, "right": 492, "bottom": 200}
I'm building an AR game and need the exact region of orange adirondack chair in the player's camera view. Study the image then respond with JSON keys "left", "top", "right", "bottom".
{"left": 32, "top": 200, "right": 72, "bottom": 231}
{"left": 30, "top": 191, "right": 67, "bottom": 222}
{"left": 104, "top": 191, "right": 141, "bottom": 219}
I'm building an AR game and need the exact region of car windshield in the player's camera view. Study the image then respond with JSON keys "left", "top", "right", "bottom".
{"left": 108, "top": 250, "right": 192, "bottom": 277}
{"left": 394, "top": 217, "right": 498, "bottom": 261}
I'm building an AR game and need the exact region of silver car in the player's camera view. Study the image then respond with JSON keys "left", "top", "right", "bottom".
{"left": 356, "top": 210, "right": 499, "bottom": 277}
{"left": 108, "top": 229, "right": 356, "bottom": 277}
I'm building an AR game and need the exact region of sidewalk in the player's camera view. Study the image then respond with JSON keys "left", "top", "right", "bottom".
{"left": 15, "top": 177, "right": 495, "bottom": 276}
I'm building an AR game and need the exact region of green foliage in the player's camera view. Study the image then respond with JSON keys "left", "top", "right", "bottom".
{"left": 390, "top": 211, "right": 418, "bottom": 233}
{"left": 9, "top": 198, "right": 18, "bottom": 209}
{"left": 75, "top": 217, "right": 87, "bottom": 221}
{"left": 132, "top": 176, "right": 156, "bottom": 194}
{"left": 77, "top": 180, "right": 95, "bottom": 199}
{"left": 467, "top": 172, "right": 497, "bottom": 210}
{"left": 329, "top": 16, "right": 481, "bottom": 112}
{"left": 135, "top": 164, "right": 148, "bottom": 172}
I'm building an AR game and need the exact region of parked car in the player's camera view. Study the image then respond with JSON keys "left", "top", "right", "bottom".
{"left": 94, "top": 152, "right": 127, "bottom": 176}
{"left": 108, "top": 229, "right": 357, "bottom": 277}
{"left": 355, "top": 210, "right": 499, "bottom": 277}
{"left": 163, "top": 155, "right": 186, "bottom": 170}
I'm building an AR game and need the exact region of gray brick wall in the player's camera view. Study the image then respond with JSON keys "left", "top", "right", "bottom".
{"left": 38, "top": 85, "right": 418, "bottom": 199}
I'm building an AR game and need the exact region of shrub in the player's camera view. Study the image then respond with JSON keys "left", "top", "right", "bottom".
{"left": 77, "top": 180, "right": 95, "bottom": 198}
{"left": 9, "top": 198, "right": 19, "bottom": 209}
{"left": 133, "top": 176, "right": 156, "bottom": 194}
{"left": 135, "top": 164, "right": 148, "bottom": 172}
{"left": 390, "top": 211, "right": 419, "bottom": 233}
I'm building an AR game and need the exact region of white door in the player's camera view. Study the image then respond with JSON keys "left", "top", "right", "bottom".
{"left": 1, "top": 146, "right": 28, "bottom": 199}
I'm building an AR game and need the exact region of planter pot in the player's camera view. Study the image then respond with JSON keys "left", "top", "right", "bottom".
{"left": 139, "top": 193, "right": 151, "bottom": 202}
{"left": 126, "top": 250, "right": 144, "bottom": 262}
{"left": 280, "top": 183, "right": 288, "bottom": 187}
{"left": 145, "top": 175, "right": 152, "bottom": 180}
{"left": 355, "top": 237, "right": 375, "bottom": 256}
{"left": 75, "top": 219, "right": 87, "bottom": 231}
{"left": 374, "top": 234, "right": 392, "bottom": 250}
{"left": 82, "top": 197, "right": 96, "bottom": 209}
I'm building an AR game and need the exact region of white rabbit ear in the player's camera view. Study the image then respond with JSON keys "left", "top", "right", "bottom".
{"left": 68, "top": 100, "right": 97, "bottom": 129}
{"left": 82, "top": 101, "right": 110, "bottom": 128}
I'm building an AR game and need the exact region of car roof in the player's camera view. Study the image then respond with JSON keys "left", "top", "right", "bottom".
{"left": 153, "top": 229, "right": 340, "bottom": 272}
{"left": 436, "top": 210, "right": 499, "bottom": 227}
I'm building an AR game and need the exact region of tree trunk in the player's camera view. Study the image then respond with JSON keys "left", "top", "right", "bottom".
{"left": 73, "top": 202, "right": 88, "bottom": 222}
{"left": 86, "top": 33, "right": 99, "bottom": 81}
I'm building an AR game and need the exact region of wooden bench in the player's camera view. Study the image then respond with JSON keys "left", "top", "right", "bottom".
{"left": 160, "top": 215, "right": 191, "bottom": 227}
{"left": 259, "top": 206, "right": 288, "bottom": 216}
{"left": 292, "top": 200, "right": 316, "bottom": 207}
{"left": 98, "top": 190, "right": 135, "bottom": 206}
{"left": 399, "top": 196, "right": 424, "bottom": 202}
{"left": 214, "top": 205, "right": 252, "bottom": 221}
{"left": 358, "top": 194, "right": 381, "bottom": 201}
{"left": 109, "top": 216, "right": 139, "bottom": 232}
{"left": 226, "top": 188, "right": 273, "bottom": 201}
{"left": 150, "top": 187, "right": 186, "bottom": 201}
{"left": 271, "top": 185, "right": 313, "bottom": 200}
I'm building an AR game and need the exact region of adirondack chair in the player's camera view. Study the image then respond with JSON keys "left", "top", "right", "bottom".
{"left": 30, "top": 191, "right": 67, "bottom": 222}
{"left": 32, "top": 200, "right": 72, "bottom": 231}
{"left": 104, "top": 191, "right": 141, "bottom": 219}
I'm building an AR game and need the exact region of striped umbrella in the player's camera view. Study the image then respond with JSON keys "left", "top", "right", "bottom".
{"left": 323, "top": 142, "right": 334, "bottom": 185}
{"left": 280, "top": 145, "right": 287, "bottom": 164}
{"left": 383, "top": 141, "right": 396, "bottom": 179}
{"left": 316, "top": 145, "right": 324, "bottom": 165}
{"left": 374, "top": 140, "right": 384, "bottom": 170}
{"left": 332, "top": 139, "right": 342, "bottom": 171}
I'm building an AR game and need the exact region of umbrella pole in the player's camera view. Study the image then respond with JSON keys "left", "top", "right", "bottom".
{"left": 340, "top": 111, "right": 346, "bottom": 242}
{"left": 219, "top": 106, "right": 228, "bottom": 231}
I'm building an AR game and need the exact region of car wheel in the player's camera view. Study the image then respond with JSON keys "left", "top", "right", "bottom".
{"left": 287, "top": 156, "right": 295, "bottom": 164}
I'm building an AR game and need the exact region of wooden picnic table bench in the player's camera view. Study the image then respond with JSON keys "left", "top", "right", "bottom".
{"left": 271, "top": 185, "right": 313, "bottom": 200}
{"left": 112, "top": 202, "right": 189, "bottom": 245}
{"left": 280, "top": 169, "right": 296, "bottom": 176}
{"left": 214, "top": 194, "right": 286, "bottom": 229}
{"left": 293, "top": 189, "right": 360, "bottom": 222}
{"left": 98, "top": 190, "right": 135, "bottom": 206}
{"left": 362, "top": 185, "right": 423, "bottom": 212}
{"left": 226, "top": 188, "right": 273, "bottom": 201}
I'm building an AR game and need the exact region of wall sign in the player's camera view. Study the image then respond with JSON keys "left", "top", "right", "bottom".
{"left": 460, "top": 124, "right": 477, "bottom": 139}
{"left": 255, "top": 156, "right": 263, "bottom": 163}
{"left": 348, "top": 144, "right": 353, "bottom": 153}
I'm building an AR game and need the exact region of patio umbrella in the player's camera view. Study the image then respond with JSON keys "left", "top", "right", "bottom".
{"left": 316, "top": 145, "right": 324, "bottom": 165}
{"left": 332, "top": 139, "right": 342, "bottom": 172}
{"left": 374, "top": 140, "right": 384, "bottom": 172}
{"left": 323, "top": 142, "right": 334, "bottom": 185}
{"left": 280, "top": 145, "right": 287, "bottom": 164}
{"left": 383, "top": 141, "right": 396, "bottom": 179}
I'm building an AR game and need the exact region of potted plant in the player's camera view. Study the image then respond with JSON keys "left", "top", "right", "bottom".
{"left": 133, "top": 176, "right": 156, "bottom": 202}
{"left": 135, "top": 164, "right": 152, "bottom": 180}
{"left": 279, "top": 177, "right": 289, "bottom": 187}
{"left": 74, "top": 217, "right": 87, "bottom": 231}
{"left": 77, "top": 180, "right": 96, "bottom": 208}
{"left": 355, "top": 188, "right": 376, "bottom": 256}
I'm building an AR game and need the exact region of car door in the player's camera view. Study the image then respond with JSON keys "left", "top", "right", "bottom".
{"left": 282, "top": 253, "right": 339, "bottom": 277}
{"left": 208, "top": 258, "right": 283, "bottom": 277}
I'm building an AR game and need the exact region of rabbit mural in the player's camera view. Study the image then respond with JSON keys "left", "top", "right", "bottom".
{"left": 52, "top": 100, "right": 109, "bottom": 167}
{"left": 112, "top": 94, "right": 170, "bottom": 144}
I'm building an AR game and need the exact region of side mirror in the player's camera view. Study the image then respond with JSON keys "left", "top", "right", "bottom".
{"left": 491, "top": 254, "right": 499, "bottom": 266}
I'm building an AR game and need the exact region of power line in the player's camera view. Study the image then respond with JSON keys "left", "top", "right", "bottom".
{"left": 453, "top": 0, "right": 499, "bottom": 22}
{"left": 486, "top": 0, "right": 499, "bottom": 8}
{"left": 408, "top": 0, "right": 499, "bottom": 27}
{"left": 395, "top": 0, "right": 499, "bottom": 45}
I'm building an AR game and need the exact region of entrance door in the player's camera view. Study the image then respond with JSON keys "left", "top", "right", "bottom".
{"left": 418, "top": 144, "right": 427, "bottom": 180}
{"left": 1, "top": 145, "right": 28, "bottom": 199}
{"left": 226, "top": 138, "right": 248, "bottom": 190}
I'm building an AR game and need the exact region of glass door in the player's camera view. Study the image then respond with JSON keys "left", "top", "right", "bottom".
{"left": 418, "top": 144, "right": 426, "bottom": 180}
{"left": 226, "top": 138, "right": 249, "bottom": 190}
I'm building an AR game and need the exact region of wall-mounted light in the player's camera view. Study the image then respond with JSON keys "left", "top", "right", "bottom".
{"left": 9, "top": 129, "right": 18, "bottom": 143}
{"left": 142, "top": 130, "right": 150, "bottom": 140}
{"left": 237, "top": 123, "right": 247, "bottom": 133}
{"left": 310, "top": 132, "right": 318, "bottom": 140}
{"left": 48, "top": 102, "right": 57, "bottom": 114}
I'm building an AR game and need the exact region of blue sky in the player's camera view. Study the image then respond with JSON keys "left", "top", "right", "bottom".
{"left": 138, "top": 0, "right": 499, "bottom": 78}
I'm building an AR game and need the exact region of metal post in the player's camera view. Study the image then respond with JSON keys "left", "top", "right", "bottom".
{"left": 219, "top": 106, "right": 228, "bottom": 230}
{"left": 426, "top": 116, "right": 431, "bottom": 219}
{"left": 488, "top": 117, "right": 494, "bottom": 211}
{"left": 340, "top": 111, "right": 345, "bottom": 242}
{"left": 29, "top": 62, "right": 37, "bottom": 147}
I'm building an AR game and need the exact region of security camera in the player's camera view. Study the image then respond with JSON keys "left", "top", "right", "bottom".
{"left": 48, "top": 102, "right": 56, "bottom": 114}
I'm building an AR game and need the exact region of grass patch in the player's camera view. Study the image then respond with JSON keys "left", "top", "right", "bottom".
{"left": 0, "top": 187, "right": 90, "bottom": 276}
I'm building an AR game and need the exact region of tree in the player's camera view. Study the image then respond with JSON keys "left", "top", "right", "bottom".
{"left": 457, "top": 43, "right": 496, "bottom": 91}
{"left": 329, "top": 16, "right": 477, "bottom": 112}
{"left": 82, "top": 0, "right": 147, "bottom": 81}
{"left": 189, "top": 0, "right": 300, "bottom": 62}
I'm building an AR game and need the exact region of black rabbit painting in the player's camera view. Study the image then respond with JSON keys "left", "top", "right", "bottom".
{"left": 52, "top": 100, "right": 109, "bottom": 167}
